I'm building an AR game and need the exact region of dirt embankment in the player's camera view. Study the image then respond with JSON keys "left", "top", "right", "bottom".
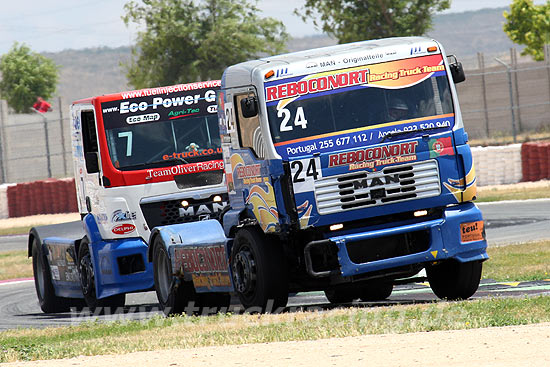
{"left": 3, "top": 322, "right": 550, "bottom": 367}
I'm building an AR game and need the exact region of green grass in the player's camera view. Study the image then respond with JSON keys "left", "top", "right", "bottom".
{"left": 1, "top": 296, "right": 550, "bottom": 363}
{"left": 0, "top": 226, "right": 33, "bottom": 236}
{"left": 484, "top": 240, "right": 550, "bottom": 281}
{"left": 476, "top": 186, "right": 550, "bottom": 203}
{"left": 0, "top": 250, "right": 31, "bottom": 280}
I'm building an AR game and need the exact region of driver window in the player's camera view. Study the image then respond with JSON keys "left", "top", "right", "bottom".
{"left": 234, "top": 94, "right": 265, "bottom": 158}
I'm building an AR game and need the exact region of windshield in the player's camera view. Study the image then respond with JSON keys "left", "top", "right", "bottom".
{"left": 265, "top": 54, "right": 454, "bottom": 146}
{"left": 104, "top": 115, "right": 221, "bottom": 170}
{"left": 267, "top": 74, "right": 453, "bottom": 145}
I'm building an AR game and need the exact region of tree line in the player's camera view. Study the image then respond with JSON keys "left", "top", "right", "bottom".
{"left": 0, "top": 0, "right": 546, "bottom": 113}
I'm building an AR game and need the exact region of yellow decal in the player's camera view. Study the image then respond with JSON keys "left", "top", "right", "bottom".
{"left": 191, "top": 273, "right": 232, "bottom": 289}
{"left": 246, "top": 183, "right": 279, "bottom": 232}
{"left": 430, "top": 250, "right": 438, "bottom": 259}
{"left": 297, "top": 200, "right": 313, "bottom": 228}
{"left": 444, "top": 164, "right": 477, "bottom": 202}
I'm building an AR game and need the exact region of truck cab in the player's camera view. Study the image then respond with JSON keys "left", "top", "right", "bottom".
{"left": 217, "top": 37, "right": 487, "bottom": 309}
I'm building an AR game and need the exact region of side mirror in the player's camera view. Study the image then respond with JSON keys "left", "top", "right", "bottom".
{"left": 448, "top": 55, "right": 466, "bottom": 84}
{"left": 85, "top": 152, "right": 100, "bottom": 173}
{"left": 240, "top": 96, "right": 258, "bottom": 118}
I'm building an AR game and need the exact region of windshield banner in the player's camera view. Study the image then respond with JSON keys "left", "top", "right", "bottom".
{"left": 265, "top": 54, "right": 445, "bottom": 108}
{"left": 101, "top": 82, "right": 220, "bottom": 130}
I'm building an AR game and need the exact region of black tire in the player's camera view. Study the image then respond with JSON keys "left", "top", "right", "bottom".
{"left": 231, "top": 227, "right": 288, "bottom": 312}
{"left": 78, "top": 238, "right": 125, "bottom": 312}
{"left": 324, "top": 287, "right": 356, "bottom": 304}
{"left": 31, "top": 236, "right": 70, "bottom": 313}
{"left": 152, "top": 237, "right": 194, "bottom": 316}
{"left": 427, "top": 260, "right": 483, "bottom": 300}
{"left": 358, "top": 282, "right": 393, "bottom": 302}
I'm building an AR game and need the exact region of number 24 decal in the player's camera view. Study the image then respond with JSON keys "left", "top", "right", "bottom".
{"left": 291, "top": 158, "right": 319, "bottom": 183}
{"left": 278, "top": 107, "right": 308, "bottom": 132}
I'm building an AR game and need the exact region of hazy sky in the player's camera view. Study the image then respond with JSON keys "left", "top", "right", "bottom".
{"left": 0, "top": 0, "right": 544, "bottom": 55}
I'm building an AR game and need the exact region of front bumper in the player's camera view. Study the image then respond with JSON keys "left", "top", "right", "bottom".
{"left": 305, "top": 202, "right": 487, "bottom": 278}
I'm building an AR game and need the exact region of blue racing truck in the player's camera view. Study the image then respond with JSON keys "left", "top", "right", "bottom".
{"left": 210, "top": 36, "right": 488, "bottom": 310}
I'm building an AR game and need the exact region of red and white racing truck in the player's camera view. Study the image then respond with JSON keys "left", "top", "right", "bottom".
{"left": 29, "top": 81, "right": 230, "bottom": 314}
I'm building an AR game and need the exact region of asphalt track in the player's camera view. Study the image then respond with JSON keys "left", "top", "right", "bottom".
{"left": 0, "top": 199, "right": 549, "bottom": 330}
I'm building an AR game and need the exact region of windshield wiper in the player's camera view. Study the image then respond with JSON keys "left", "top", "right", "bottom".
{"left": 380, "top": 125, "right": 449, "bottom": 142}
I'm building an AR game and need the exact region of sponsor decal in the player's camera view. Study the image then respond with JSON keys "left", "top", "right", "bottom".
{"left": 429, "top": 137, "right": 454, "bottom": 158}
{"left": 96, "top": 213, "right": 108, "bottom": 224}
{"left": 275, "top": 67, "right": 291, "bottom": 78}
{"left": 118, "top": 80, "right": 221, "bottom": 100}
{"left": 111, "top": 209, "right": 137, "bottom": 222}
{"left": 328, "top": 142, "right": 418, "bottom": 169}
{"left": 126, "top": 113, "right": 160, "bottom": 124}
{"left": 460, "top": 221, "right": 485, "bottom": 243}
{"left": 168, "top": 108, "right": 199, "bottom": 119}
{"left": 163, "top": 147, "right": 223, "bottom": 160}
{"left": 179, "top": 201, "right": 228, "bottom": 218}
{"left": 236, "top": 164, "right": 262, "bottom": 184}
{"left": 342, "top": 53, "right": 384, "bottom": 64}
{"left": 112, "top": 224, "right": 136, "bottom": 235}
{"left": 191, "top": 273, "right": 232, "bottom": 288}
{"left": 174, "top": 246, "right": 228, "bottom": 273}
{"left": 351, "top": 174, "right": 400, "bottom": 189}
{"left": 410, "top": 46, "right": 423, "bottom": 55}
{"left": 266, "top": 68, "right": 370, "bottom": 102}
{"left": 319, "top": 60, "right": 336, "bottom": 67}
{"left": 145, "top": 160, "right": 224, "bottom": 180}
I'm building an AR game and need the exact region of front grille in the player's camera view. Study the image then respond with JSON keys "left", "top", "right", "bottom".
{"left": 315, "top": 160, "right": 440, "bottom": 215}
{"left": 140, "top": 194, "right": 228, "bottom": 228}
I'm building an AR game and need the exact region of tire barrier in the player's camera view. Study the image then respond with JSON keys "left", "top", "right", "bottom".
{"left": 521, "top": 142, "right": 550, "bottom": 182}
{"left": 471, "top": 144, "right": 523, "bottom": 186}
{"left": 0, "top": 141, "right": 549, "bottom": 219}
{"left": 0, "top": 178, "right": 79, "bottom": 219}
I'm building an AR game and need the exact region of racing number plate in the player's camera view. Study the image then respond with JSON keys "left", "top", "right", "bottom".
{"left": 290, "top": 157, "right": 322, "bottom": 193}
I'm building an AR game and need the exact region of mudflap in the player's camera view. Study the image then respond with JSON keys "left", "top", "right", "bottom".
{"left": 323, "top": 202, "right": 488, "bottom": 278}
{"left": 41, "top": 237, "right": 83, "bottom": 299}
{"left": 150, "top": 219, "right": 234, "bottom": 293}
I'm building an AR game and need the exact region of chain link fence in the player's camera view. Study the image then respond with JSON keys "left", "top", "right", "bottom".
{"left": 2, "top": 50, "right": 550, "bottom": 184}
{"left": 0, "top": 97, "right": 71, "bottom": 184}
{"left": 458, "top": 48, "right": 550, "bottom": 142}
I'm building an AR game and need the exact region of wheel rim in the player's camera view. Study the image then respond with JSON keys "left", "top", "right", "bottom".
{"left": 79, "top": 250, "right": 94, "bottom": 296}
{"left": 232, "top": 245, "right": 256, "bottom": 295}
{"left": 155, "top": 248, "right": 172, "bottom": 304}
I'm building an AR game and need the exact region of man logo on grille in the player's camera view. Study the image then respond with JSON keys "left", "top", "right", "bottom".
{"left": 352, "top": 174, "right": 400, "bottom": 189}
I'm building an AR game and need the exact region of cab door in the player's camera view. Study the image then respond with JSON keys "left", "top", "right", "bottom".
{"left": 71, "top": 104, "right": 102, "bottom": 216}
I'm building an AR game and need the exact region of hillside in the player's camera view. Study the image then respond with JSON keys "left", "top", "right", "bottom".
{"left": 42, "top": 7, "right": 532, "bottom": 107}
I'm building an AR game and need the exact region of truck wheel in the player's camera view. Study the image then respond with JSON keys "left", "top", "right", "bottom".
{"left": 324, "top": 287, "right": 356, "bottom": 304}
{"left": 427, "top": 260, "right": 482, "bottom": 300}
{"left": 152, "top": 237, "right": 194, "bottom": 316}
{"left": 31, "top": 237, "right": 70, "bottom": 313}
{"left": 78, "top": 239, "right": 125, "bottom": 312}
{"left": 231, "top": 227, "right": 288, "bottom": 312}
{"left": 359, "top": 282, "right": 393, "bottom": 302}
